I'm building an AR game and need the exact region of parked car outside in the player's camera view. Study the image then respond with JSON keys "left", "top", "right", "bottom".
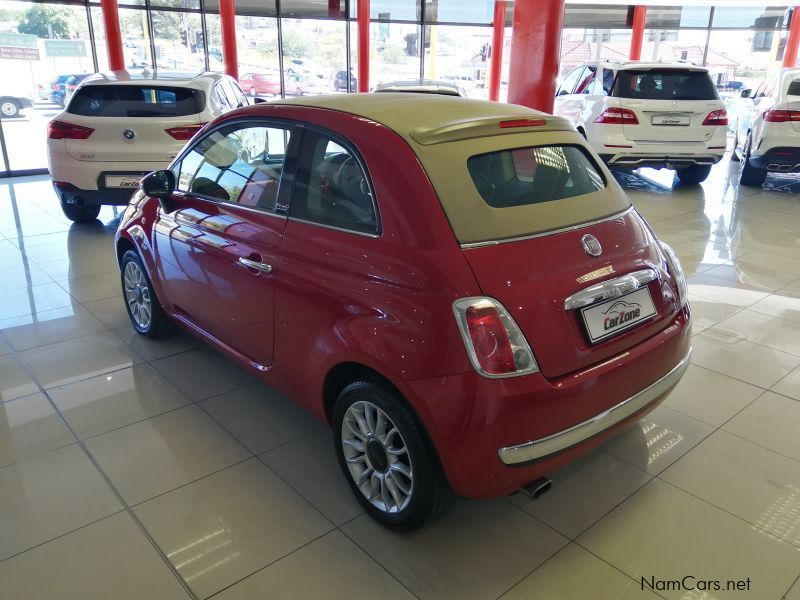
{"left": 116, "top": 93, "right": 691, "bottom": 530}
{"left": 47, "top": 70, "right": 249, "bottom": 222}
{"left": 373, "top": 79, "right": 467, "bottom": 97}
{"left": 239, "top": 70, "right": 282, "bottom": 97}
{"left": 554, "top": 61, "right": 728, "bottom": 184}
{"left": 0, "top": 82, "right": 34, "bottom": 118}
{"left": 330, "top": 69, "right": 357, "bottom": 91}
{"left": 733, "top": 67, "right": 800, "bottom": 186}
{"left": 64, "top": 73, "right": 93, "bottom": 102}
{"left": 49, "top": 74, "right": 79, "bottom": 108}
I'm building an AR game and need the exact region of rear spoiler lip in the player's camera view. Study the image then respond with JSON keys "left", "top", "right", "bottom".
{"left": 409, "top": 115, "right": 577, "bottom": 146}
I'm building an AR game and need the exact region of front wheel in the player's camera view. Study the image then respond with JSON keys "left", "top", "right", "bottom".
{"left": 738, "top": 135, "right": 767, "bottom": 187}
{"left": 676, "top": 164, "right": 712, "bottom": 185}
{"left": 120, "top": 250, "right": 173, "bottom": 338}
{"left": 60, "top": 201, "right": 100, "bottom": 223}
{"left": 333, "top": 381, "right": 456, "bottom": 531}
{"left": 0, "top": 99, "right": 20, "bottom": 118}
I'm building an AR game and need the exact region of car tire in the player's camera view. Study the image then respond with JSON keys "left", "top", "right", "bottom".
{"left": 730, "top": 131, "right": 741, "bottom": 162}
{"left": 333, "top": 381, "right": 456, "bottom": 531}
{"left": 60, "top": 201, "right": 100, "bottom": 223}
{"left": 120, "top": 250, "right": 173, "bottom": 338}
{"left": 738, "top": 135, "right": 767, "bottom": 187}
{"left": 675, "top": 164, "right": 712, "bottom": 185}
{"left": 0, "top": 99, "right": 20, "bottom": 118}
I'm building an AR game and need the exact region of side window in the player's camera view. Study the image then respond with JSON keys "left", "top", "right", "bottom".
{"left": 764, "top": 76, "right": 779, "bottom": 99}
{"left": 211, "top": 83, "right": 230, "bottom": 111}
{"left": 178, "top": 124, "right": 291, "bottom": 212}
{"left": 575, "top": 66, "right": 597, "bottom": 94}
{"left": 222, "top": 79, "right": 247, "bottom": 108}
{"left": 602, "top": 68, "right": 615, "bottom": 95}
{"left": 556, "top": 67, "right": 585, "bottom": 96}
{"left": 290, "top": 130, "right": 378, "bottom": 235}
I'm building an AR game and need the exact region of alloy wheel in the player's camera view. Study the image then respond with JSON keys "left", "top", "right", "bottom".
{"left": 123, "top": 261, "right": 152, "bottom": 330}
{"left": 1, "top": 102, "right": 17, "bottom": 117}
{"left": 341, "top": 400, "right": 413, "bottom": 513}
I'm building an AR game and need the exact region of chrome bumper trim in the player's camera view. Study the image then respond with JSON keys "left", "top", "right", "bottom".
{"left": 498, "top": 348, "right": 692, "bottom": 466}
{"left": 563, "top": 268, "right": 657, "bottom": 311}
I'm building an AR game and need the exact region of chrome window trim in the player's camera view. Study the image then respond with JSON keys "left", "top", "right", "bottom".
{"left": 460, "top": 207, "right": 633, "bottom": 249}
{"left": 498, "top": 347, "right": 692, "bottom": 466}
{"left": 287, "top": 216, "right": 381, "bottom": 239}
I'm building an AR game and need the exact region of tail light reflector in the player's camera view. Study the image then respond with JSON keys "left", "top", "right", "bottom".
{"left": 594, "top": 107, "right": 639, "bottom": 125}
{"left": 763, "top": 109, "right": 800, "bottom": 122}
{"left": 453, "top": 297, "right": 539, "bottom": 378}
{"left": 165, "top": 124, "right": 206, "bottom": 140}
{"left": 48, "top": 120, "right": 94, "bottom": 140}
{"left": 702, "top": 109, "right": 728, "bottom": 126}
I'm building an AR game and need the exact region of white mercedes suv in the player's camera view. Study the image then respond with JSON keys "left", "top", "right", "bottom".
{"left": 554, "top": 61, "right": 728, "bottom": 184}
{"left": 47, "top": 70, "right": 251, "bottom": 222}
{"left": 734, "top": 67, "right": 800, "bottom": 187}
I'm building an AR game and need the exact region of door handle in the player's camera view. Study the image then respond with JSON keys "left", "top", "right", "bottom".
{"left": 238, "top": 256, "right": 273, "bottom": 273}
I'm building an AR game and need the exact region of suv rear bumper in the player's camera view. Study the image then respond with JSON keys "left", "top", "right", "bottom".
{"left": 748, "top": 146, "right": 800, "bottom": 173}
{"left": 599, "top": 153, "right": 723, "bottom": 169}
{"left": 53, "top": 182, "right": 138, "bottom": 207}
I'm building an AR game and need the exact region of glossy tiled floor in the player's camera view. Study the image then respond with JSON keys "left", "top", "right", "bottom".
{"left": 2, "top": 158, "right": 800, "bottom": 600}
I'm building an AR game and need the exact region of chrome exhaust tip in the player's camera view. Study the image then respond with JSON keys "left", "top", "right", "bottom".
{"left": 518, "top": 476, "right": 552, "bottom": 500}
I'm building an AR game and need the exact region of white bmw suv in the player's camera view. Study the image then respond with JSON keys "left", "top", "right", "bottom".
{"left": 47, "top": 70, "right": 251, "bottom": 222}
{"left": 554, "top": 61, "right": 728, "bottom": 184}
{"left": 734, "top": 67, "right": 800, "bottom": 186}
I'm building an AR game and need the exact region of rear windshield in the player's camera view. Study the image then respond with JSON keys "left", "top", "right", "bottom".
{"left": 467, "top": 145, "right": 605, "bottom": 208}
{"left": 612, "top": 69, "right": 718, "bottom": 101}
{"left": 788, "top": 79, "right": 800, "bottom": 97}
{"left": 68, "top": 85, "right": 205, "bottom": 117}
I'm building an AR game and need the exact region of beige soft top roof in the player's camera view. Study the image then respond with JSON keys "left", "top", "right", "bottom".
{"left": 272, "top": 93, "right": 576, "bottom": 145}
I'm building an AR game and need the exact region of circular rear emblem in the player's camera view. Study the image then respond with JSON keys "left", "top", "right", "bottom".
{"left": 123, "top": 128, "right": 135, "bottom": 140}
{"left": 582, "top": 234, "right": 602, "bottom": 257}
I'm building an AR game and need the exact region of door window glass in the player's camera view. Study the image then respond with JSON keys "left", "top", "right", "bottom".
{"left": 557, "top": 67, "right": 585, "bottom": 96}
{"left": 576, "top": 66, "right": 597, "bottom": 94}
{"left": 290, "top": 131, "right": 378, "bottom": 235}
{"left": 178, "top": 124, "right": 291, "bottom": 212}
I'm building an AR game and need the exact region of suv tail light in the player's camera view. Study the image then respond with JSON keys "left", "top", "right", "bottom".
{"left": 763, "top": 109, "right": 800, "bottom": 123}
{"left": 594, "top": 107, "right": 639, "bottom": 125}
{"left": 453, "top": 297, "right": 539, "bottom": 378}
{"left": 702, "top": 109, "right": 728, "bottom": 126}
{"left": 165, "top": 124, "right": 206, "bottom": 140}
{"left": 48, "top": 120, "right": 94, "bottom": 140}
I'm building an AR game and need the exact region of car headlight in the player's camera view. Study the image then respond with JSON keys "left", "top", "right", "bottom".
{"left": 659, "top": 242, "right": 688, "bottom": 308}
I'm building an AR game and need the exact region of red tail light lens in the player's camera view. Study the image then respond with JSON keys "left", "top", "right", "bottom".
{"left": 453, "top": 297, "right": 538, "bottom": 378}
{"left": 763, "top": 109, "right": 800, "bottom": 123}
{"left": 594, "top": 107, "right": 639, "bottom": 125}
{"left": 165, "top": 124, "right": 206, "bottom": 140}
{"left": 47, "top": 120, "right": 94, "bottom": 140}
{"left": 702, "top": 109, "right": 728, "bottom": 126}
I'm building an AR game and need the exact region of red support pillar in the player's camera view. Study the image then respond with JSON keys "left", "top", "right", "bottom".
{"left": 507, "top": 0, "right": 565, "bottom": 113}
{"left": 100, "top": 0, "right": 125, "bottom": 71}
{"left": 220, "top": 0, "right": 238, "bottom": 80}
{"left": 629, "top": 6, "right": 646, "bottom": 60}
{"left": 488, "top": 0, "right": 506, "bottom": 102}
{"left": 357, "top": 0, "right": 370, "bottom": 92}
{"left": 784, "top": 7, "right": 800, "bottom": 67}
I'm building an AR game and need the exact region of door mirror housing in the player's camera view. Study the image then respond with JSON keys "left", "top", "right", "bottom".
{"left": 251, "top": 96, "right": 267, "bottom": 104}
{"left": 141, "top": 169, "right": 176, "bottom": 200}
{"left": 740, "top": 89, "right": 752, "bottom": 99}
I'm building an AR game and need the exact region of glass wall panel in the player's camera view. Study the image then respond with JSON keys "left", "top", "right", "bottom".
{"left": 642, "top": 28, "right": 709, "bottom": 63}
{"left": 236, "top": 16, "right": 282, "bottom": 96}
{"left": 422, "top": 25, "right": 492, "bottom": 98}
{"left": 645, "top": 6, "right": 711, "bottom": 29}
{"left": 564, "top": 4, "right": 630, "bottom": 29}
{"left": 560, "top": 29, "right": 631, "bottom": 75}
{"left": 712, "top": 6, "right": 787, "bottom": 29}
{"left": 368, "top": 21, "right": 422, "bottom": 88}
{"left": 203, "top": 0, "right": 276, "bottom": 16}
{"left": 204, "top": 12, "right": 223, "bottom": 71}
{"left": 280, "top": 0, "right": 346, "bottom": 19}
{"left": 281, "top": 19, "right": 347, "bottom": 93}
{"left": 150, "top": 0, "right": 200, "bottom": 10}
{"left": 427, "top": 0, "right": 493, "bottom": 25}
{"left": 349, "top": 0, "right": 418, "bottom": 21}
{"left": 0, "top": 1, "right": 94, "bottom": 171}
{"left": 152, "top": 10, "right": 205, "bottom": 70}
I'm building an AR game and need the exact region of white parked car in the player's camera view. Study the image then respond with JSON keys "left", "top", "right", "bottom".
{"left": 554, "top": 61, "right": 728, "bottom": 184}
{"left": 734, "top": 67, "right": 800, "bottom": 186}
{"left": 47, "top": 70, "right": 250, "bottom": 222}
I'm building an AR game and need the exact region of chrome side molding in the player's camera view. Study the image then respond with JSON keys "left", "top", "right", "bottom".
{"left": 564, "top": 268, "right": 657, "bottom": 311}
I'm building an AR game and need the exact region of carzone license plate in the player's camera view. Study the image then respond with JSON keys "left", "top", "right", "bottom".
{"left": 581, "top": 287, "right": 657, "bottom": 343}
{"left": 104, "top": 174, "right": 143, "bottom": 188}
{"left": 651, "top": 114, "right": 689, "bottom": 126}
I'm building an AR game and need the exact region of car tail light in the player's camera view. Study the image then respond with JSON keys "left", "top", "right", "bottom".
{"left": 659, "top": 242, "right": 688, "bottom": 308}
{"left": 594, "top": 107, "right": 639, "bottom": 125}
{"left": 763, "top": 109, "right": 800, "bottom": 123}
{"left": 165, "top": 124, "right": 206, "bottom": 140}
{"left": 499, "top": 118, "right": 547, "bottom": 129}
{"left": 702, "top": 109, "right": 728, "bottom": 126}
{"left": 47, "top": 120, "right": 94, "bottom": 140}
{"left": 453, "top": 297, "right": 539, "bottom": 378}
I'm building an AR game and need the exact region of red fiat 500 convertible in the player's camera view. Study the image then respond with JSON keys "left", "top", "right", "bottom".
{"left": 116, "top": 94, "right": 691, "bottom": 530}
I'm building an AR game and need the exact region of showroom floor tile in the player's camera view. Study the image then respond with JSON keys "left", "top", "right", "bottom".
{"left": 2, "top": 167, "right": 800, "bottom": 599}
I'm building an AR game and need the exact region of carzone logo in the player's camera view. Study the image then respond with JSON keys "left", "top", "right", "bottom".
{"left": 602, "top": 300, "right": 642, "bottom": 331}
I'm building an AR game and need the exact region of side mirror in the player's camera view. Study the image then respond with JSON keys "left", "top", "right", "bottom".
{"left": 556, "top": 89, "right": 569, "bottom": 97}
{"left": 740, "top": 89, "right": 752, "bottom": 99}
{"left": 141, "top": 169, "right": 176, "bottom": 201}
{"left": 252, "top": 96, "right": 267, "bottom": 104}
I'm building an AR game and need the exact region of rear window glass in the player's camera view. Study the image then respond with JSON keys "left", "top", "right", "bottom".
{"left": 612, "top": 69, "right": 718, "bottom": 101}
{"left": 68, "top": 85, "right": 205, "bottom": 117}
{"left": 467, "top": 145, "right": 605, "bottom": 208}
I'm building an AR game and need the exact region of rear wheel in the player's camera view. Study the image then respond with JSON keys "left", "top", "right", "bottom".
{"left": 60, "top": 202, "right": 100, "bottom": 223}
{"left": 730, "top": 130, "right": 741, "bottom": 162}
{"left": 120, "top": 250, "right": 173, "bottom": 338}
{"left": 0, "top": 99, "right": 20, "bottom": 118}
{"left": 675, "top": 164, "right": 712, "bottom": 185}
{"left": 333, "top": 381, "right": 456, "bottom": 530}
{"left": 738, "top": 135, "right": 767, "bottom": 187}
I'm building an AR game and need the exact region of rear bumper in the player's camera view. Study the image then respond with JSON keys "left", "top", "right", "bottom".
{"left": 600, "top": 153, "right": 723, "bottom": 169}
{"left": 405, "top": 306, "right": 691, "bottom": 498}
{"left": 748, "top": 146, "right": 800, "bottom": 173}
{"left": 53, "top": 182, "right": 139, "bottom": 207}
